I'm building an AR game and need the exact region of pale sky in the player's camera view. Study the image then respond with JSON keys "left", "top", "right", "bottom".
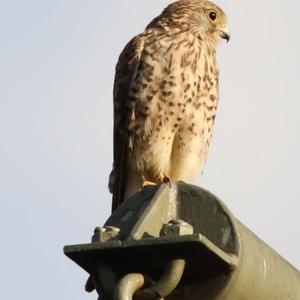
{"left": 0, "top": 1, "right": 299, "bottom": 299}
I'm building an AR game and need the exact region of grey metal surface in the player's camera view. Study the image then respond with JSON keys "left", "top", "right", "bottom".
{"left": 64, "top": 183, "right": 300, "bottom": 299}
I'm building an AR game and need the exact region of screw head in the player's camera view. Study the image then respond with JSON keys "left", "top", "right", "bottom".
{"left": 91, "top": 226, "right": 120, "bottom": 243}
{"left": 160, "top": 219, "right": 193, "bottom": 237}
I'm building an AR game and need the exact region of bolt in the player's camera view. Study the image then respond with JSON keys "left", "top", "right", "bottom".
{"left": 160, "top": 219, "right": 193, "bottom": 237}
{"left": 92, "top": 226, "right": 120, "bottom": 243}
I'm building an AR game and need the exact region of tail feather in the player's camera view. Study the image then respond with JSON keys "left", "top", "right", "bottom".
{"left": 110, "top": 168, "right": 142, "bottom": 212}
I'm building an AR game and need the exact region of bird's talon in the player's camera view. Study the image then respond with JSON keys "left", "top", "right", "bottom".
{"left": 162, "top": 176, "right": 171, "bottom": 186}
{"left": 164, "top": 177, "right": 172, "bottom": 188}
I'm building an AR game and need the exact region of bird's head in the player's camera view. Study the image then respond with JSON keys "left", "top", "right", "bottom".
{"left": 150, "top": 0, "right": 230, "bottom": 43}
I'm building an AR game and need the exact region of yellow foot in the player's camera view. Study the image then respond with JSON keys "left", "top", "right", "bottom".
{"left": 142, "top": 173, "right": 171, "bottom": 188}
{"left": 142, "top": 180, "right": 157, "bottom": 187}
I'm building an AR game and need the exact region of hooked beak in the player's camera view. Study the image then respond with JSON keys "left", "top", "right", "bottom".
{"left": 220, "top": 30, "right": 230, "bottom": 43}
{"left": 216, "top": 24, "right": 230, "bottom": 43}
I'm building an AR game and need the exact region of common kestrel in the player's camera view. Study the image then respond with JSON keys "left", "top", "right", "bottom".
{"left": 110, "top": 0, "right": 229, "bottom": 211}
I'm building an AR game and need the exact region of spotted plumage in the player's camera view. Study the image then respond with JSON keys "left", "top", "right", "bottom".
{"left": 110, "top": 0, "right": 229, "bottom": 211}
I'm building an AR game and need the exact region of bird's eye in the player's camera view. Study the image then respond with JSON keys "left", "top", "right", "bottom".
{"left": 208, "top": 11, "right": 217, "bottom": 21}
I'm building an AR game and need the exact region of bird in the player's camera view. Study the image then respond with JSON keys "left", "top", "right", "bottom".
{"left": 109, "top": 0, "right": 229, "bottom": 212}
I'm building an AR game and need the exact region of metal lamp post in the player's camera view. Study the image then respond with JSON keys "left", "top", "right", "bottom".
{"left": 64, "top": 183, "right": 300, "bottom": 299}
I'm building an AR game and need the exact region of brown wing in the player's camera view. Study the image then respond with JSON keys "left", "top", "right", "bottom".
{"left": 110, "top": 34, "right": 145, "bottom": 212}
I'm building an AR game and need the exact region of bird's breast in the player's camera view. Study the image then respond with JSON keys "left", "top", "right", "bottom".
{"left": 129, "top": 33, "right": 219, "bottom": 177}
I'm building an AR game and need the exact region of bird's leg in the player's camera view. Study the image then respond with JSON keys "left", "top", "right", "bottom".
{"left": 142, "top": 173, "right": 157, "bottom": 187}
{"left": 142, "top": 172, "right": 171, "bottom": 188}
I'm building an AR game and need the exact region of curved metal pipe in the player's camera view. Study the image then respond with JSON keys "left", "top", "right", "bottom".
{"left": 114, "top": 259, "right": 186, "bottom": 300}
{"left": 113, "top": 273, "right": 145, "bottom": 300}
{"left": 136, "top": 259, "right": 186, "bottom": 299}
